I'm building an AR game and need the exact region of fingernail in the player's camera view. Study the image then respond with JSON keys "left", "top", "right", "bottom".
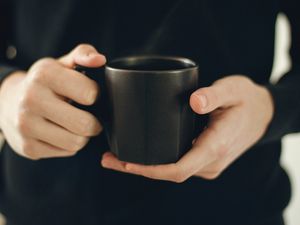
{"left": 195, "top": 94, "right": 207, "bottom": 108}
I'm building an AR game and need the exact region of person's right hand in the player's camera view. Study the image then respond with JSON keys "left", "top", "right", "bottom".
{"left": 0, "top": 44, "right": 106, "bottom": 160}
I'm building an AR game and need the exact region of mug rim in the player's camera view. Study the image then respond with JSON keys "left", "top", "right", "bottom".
{"left": 105, "top": 55, "right": 198, "bottom": 74}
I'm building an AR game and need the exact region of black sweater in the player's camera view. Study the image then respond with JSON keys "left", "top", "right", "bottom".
{"left": 0, "top": 0, "right": 299, "bottom": 225}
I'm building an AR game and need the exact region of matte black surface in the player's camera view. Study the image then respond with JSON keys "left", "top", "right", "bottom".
{"left": 105, "top": 56, "right": 198, "bottom": 164}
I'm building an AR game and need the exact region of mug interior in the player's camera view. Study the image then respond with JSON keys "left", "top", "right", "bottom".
{"left": 107, "top": 56, "right": 197, "bottom": 72}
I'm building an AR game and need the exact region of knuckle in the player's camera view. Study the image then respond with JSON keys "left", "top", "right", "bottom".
{"left": 173, "top": 176, "right": 186, "bottom": 183}
{"left": 30, "top": 68, "right": 47, "bottom": 83}
{"left": 62, "top": 150, "right": 78, "bottom": 158}
{"left": 70, "top": 136, "right": 88, "bottom": 152}
{"left": 171, "top": 167, "right": 188, "bottom": 183}
{"left": 211, "top": 164, "right": 224, "bottom": 174}
{"left": 80, "top": 114, "right": 100, "bottom": 136}
{"left": 35, "top": 57, "right": 56, "bottom": 68}
{"left": 28, "top": 155, "right": 41, "bottom": 161}
{"left": 207, "top": 163, "right": 226, "bottom": 176}
{"left": 202, "top": 172, "right": 221, "bottom": 180}
{"left": 235, "top": 75, "right": 253, "bottom": 86}
{"left": 84, "top": 81, "right": 99, "bottom": 105}
{"left": 79, "top": 116, "right": 92, "bottom": 133}
{"left": 30, "top": 58, "right": 55, "bottom": 83}
{"left": 68, "top": 151, "right": 78, "bottom": 156}
{"left": 20, "top": 87, "right": 37, "bottom": 108}
{"left": 173, "top": 174, "right": 188, "bottom": 183}
{"left": 213, "top": 90, "right": 220, "bottom": 103}
{"left": 16, "top": 110, "right": 30, "bottom": 134}
{"left": 76, "top": 43, "right": 94, "bottom": 52}
{"left": 209, "top": 87, "right": 220, "bottom": 105}
{"left": 21, "top": 141, "right": 39, "bottom": 160}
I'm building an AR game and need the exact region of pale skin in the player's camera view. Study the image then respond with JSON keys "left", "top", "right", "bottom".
{"left": 0, "top": 44, "right": 106, "bottom": 159}
{"left": 0, "top": 44, "right": 274, "bottom": 182}
{"left": 101, "top": 76, "right": 274, "bottom": 182}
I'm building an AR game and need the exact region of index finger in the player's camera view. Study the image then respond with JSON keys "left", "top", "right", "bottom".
{"left": 58, "top": 44, "right": 106, "bottom": 68}
{"left": 45, "top": 64, "right": 100, "bottom": 105}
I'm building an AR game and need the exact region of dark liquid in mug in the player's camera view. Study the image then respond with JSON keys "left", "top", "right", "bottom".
{"left": 108, "top": 58, "right": 195, "bottom": 71}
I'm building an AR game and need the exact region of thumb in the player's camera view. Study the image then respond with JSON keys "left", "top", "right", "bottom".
{"left": 58, "top": 44, "right": 106, "bottom": 68}
{"left": 189, "top": 81, "right": 238, "bottom": 114}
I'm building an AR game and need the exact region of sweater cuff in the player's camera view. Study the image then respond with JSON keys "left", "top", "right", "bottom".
{"left": 0, "top": 65, "right": 20, "bottom": 85}
{"left": 258, "top": 82, "right": 300, "bottom": 144}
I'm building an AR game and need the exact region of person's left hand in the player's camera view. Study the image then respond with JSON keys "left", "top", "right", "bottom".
{"left": 101, "top": 75, "right": 274, "bottom": 182}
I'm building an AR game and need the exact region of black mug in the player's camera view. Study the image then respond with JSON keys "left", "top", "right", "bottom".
{"left": 104, "top": 56, "right": 198, "bottom": 165}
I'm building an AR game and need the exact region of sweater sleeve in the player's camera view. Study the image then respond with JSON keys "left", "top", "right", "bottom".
{"left": 260, "top": 0, "right": 300, "bottom": 144}
{"left": 0, "top": 64, "right": 20, "bottom": 85}
{"left": 0, "top": 0, "right": 20, "bottom": 86}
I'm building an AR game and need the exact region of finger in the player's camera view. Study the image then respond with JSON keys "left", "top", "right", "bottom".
{"left": 42, "top": 64, "right": 100, "bottom": 105}
{"left": 102, "top": 110, "right": 236, "bottom": 182}
{"left": 101, "top": 152, "right": 183, "bottom": 180}
{"left": 194, "top": 171, "right": 222, "bottom": 180}
{"left": 103, "top": 114, "right": 234, "bottom": 183}
{"left": 101, "top": 126, "right": 224, "bottom": 183}
{"left": 58, "top": 44, "right": 106, "bottom": 68}
{"left": 38, "top": 92, "right": 102, "bottom": 136}
{"left": 194, "top": 131, "right": 247, "bottom": 180}
{"left": 101, "top": 152, "right": 128, "bottom": 172}
{"left": 192, "top": 107, "right": 247, "bottom": 180}
{"left": 25, "top": 115, "right": 89, "bottom": 152}
{"left": 193, "top": 152, "right": 234, "bottom": 180}
{"left": 25, "top": 139, "right": 78, "bottom": 160}
{"left": 101, "top": 153, "right": 197, "bottom": 183}
{"left": 124, "top": 130, "right": 221, "bottom": 182}
{"left": 189, "top": 80, "right": 240, "bottom": 114}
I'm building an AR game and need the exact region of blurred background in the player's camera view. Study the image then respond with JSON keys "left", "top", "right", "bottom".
{"left": 273, "top": 14, "right": 300, "bottom": 225}
{"left": 0, "top": 13, "right": 299, "bottom": 225}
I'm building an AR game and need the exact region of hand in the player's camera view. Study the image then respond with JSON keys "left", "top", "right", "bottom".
{"left": 101, "top": 75, "right": 274, "bottom": 182}
{"left": 0, "top": 44, "right": 106, "bottom": 160}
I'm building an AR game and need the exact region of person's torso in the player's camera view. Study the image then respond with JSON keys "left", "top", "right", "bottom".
{"left": 0, "top": 1, "right": 291, "bottom": 225}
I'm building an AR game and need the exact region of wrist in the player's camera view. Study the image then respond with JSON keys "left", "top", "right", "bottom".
{"left": 1, "top": 70, "right": 26, "bottom": 83}
{"left": 0, "top": 71, "right": 27, "bottom": 89}
{"left": 0, "top": 71, "right": 26, "bottom": 129}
